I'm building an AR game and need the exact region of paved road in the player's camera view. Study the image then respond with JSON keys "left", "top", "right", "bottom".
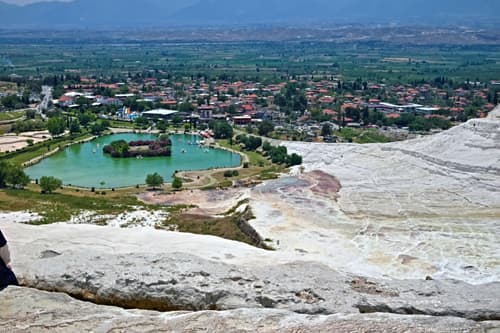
{"left": 37, "top": 85, "right": 52, "bottom": 120}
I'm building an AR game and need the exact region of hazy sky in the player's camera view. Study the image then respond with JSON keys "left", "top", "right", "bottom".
{"left": 3, "top": 0, "right": 70, "bottom": 5}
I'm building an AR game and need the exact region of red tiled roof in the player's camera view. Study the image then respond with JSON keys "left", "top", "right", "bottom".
{"left": 323, "top": 109, "right": 337, "bottom": 116}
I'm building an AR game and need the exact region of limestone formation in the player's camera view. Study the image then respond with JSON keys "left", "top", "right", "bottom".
{"left": 251, "top": 116, "right": 500, "bottom": 283}
{"left": 2, "top": 287, "right": 499, "bottom": 333}
{"left": 2, "top": 222, "right": 500, "bottom": 322}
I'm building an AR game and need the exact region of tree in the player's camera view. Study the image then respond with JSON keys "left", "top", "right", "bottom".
{"left": 0, "top": 94, "right": 20, "bottom": 109}
{"left": 212, "top": 121, "right": 233, "bottom": 139}
{"left": 39, "top": 176, "right": 62, "bottom": 194}
{"left": 6, "top": 167, "right": 30, "bottom": 189}
{"left": 269, "top": 146, "right": 288, "bottom": 164}
{"left": 26, "top": 109, "right": 36, "bottom": 119}
{"left": 69, "top": 119, "right": 81, "bottom": 135}
{"left": 47, "top": 117, "right": 65, "bottom": 136}
{"left": 134, "top": 116, "right": 149, "bottom": 128}
{"left": 156, "top": 120, "right": 167, "bottom": 132}
{"left": 244, "top": 136, "right": 262, "bottom": 151}
{"left": 172, "top": 177, "right": 182, "bottom": 190}
{"left": 345, "top": 107, "right": 361, "bottom": 122}
{"left": 0, "top": 160, "right": 13, "bottom": 187}
{"left": 90, "top": 123, "right": 104, "bottom": 135}
{"left": 172, "top": 115, "right": 183, "bottom": 127}
{"left": 321, "top": 123, "right": 332, "bottom": 137}
{"left": 109, "top": 140, "right": 129, "bottom": 156}
{"left": 227, "top": 104, "right": 237, "bottom": 114}
{"left": 178, "top": 102, "right": 194, "bottom": 113}
{"left": 78, "top": 112, "right": 95, "bottom": 126}
{"left": 146, "top": 172, "right": 164, "bottom": 190}
{"left": 286, "top": 153, "right": 303, "bottom": 167}
{"left": 262, "top": 141, "right": 272, "bottom": 152}
{"left": 75, "top": 96, "right": 90, "bottom": 107}
{"left": 258, "top": 120, "right": 274, "bottom": 136}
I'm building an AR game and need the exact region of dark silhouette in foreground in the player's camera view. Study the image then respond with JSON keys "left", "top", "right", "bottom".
{"left": 0, "top": 230, "right": 19, "bottom": 290}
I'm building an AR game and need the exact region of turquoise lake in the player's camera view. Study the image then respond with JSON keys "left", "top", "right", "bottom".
{"left": 25, "top": 133, "right": 241, "bottom": 188}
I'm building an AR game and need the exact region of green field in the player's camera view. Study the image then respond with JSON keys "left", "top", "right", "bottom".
{"left": 1, "top": 42, "right": 499, "bottom": 84}
{"left": 0, "top": 110, "right": 25, "bottom": 121}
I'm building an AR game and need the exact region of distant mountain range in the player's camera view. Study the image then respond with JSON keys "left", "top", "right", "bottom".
{"left": 0, "top": 0, "right": 499, "bottom": 28}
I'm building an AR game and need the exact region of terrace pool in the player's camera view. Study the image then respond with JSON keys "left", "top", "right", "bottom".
{"left": 25, "top": 133, "right": 241, "bottom": 188}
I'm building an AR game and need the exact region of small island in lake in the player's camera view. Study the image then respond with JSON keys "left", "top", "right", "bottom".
{"left": 103, "top": 134, "right": 172, "bottom": 158}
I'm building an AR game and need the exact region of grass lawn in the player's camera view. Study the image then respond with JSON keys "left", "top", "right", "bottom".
{"left": 217, "top": 139, "right": 271, "bottom": 167}
{"left": 0, "top": 185, "right": 159, "bottom": 224}
{"left": 0, "top": 185, "right": 269, "bottom": 249}
{"left": 163, "top": 204, "right": 270, "bottom": 249}
{"left": 0, "top": 110, "right": 25, "bottom": 121}
{"left": 109, "top": 120, "right": 136, "bottom": 128}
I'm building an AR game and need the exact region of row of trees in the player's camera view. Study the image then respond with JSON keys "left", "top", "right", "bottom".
{"left": 11, "top": 119, "right": 47, "bottom": 133}
{"left": 45, "top": 114, "right": 110, "bottom": 137}
{"left": 145, "top": 172, "right": 182, "bottom": 190}
{"left": 0, "top": 162, "right": 64, "bottom": 193}
{"left": 235, "top": 134, "right": 262, "bottom": 151}
{"left": 233, "top": 133, "right": 303, "bottom": 167}
{"left": 0, "top": 92, "right": 30, "bottom": 110}
{"left": 262, "top": 142, "right": 302, "bottom": 166}
{"left": 0, "top": 164, "right": 182, "bottom": 193}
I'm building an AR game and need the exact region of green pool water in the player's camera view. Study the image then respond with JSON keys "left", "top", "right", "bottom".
{"left": 25, "top": 133, "right": 241, "bottom": 188}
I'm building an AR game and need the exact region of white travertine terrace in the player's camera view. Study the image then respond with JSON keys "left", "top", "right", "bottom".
{"left": 250, "top": 110, "right": 500, "bottom": 284}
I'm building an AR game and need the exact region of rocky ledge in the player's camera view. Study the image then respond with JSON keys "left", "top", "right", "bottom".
{"left": 2, "top": 222, "right": 500, "bottom": 327}
{"left": 2, "top": 287, "right": 499, "bottom": 333}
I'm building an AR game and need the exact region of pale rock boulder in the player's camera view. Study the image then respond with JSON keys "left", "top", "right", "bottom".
{"left": 2, "top": 222, "right": 500, "bottom": 321}
{"left": 2, "top": 287, "right": 499, "bottom": 333}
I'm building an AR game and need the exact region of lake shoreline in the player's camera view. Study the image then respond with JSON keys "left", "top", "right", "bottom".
{"left": 25, "top": 132, "right": 241, "bottom": 189}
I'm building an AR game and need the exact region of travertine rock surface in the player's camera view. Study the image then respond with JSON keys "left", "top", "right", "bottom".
{"left": 250, "top": 115, "right": 500, "bottom": 283}
{"left": 2, "top": 287, "right": 499, "bottom": 333}
{"left": 2, "top": 222, "right": 500, "bottom": 321}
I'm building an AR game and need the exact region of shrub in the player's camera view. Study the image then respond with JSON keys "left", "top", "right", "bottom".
{"left": 286, "top": 153, "right": 303, "bottom": 167}
{"left": 146, "top": 172, "right": 164, "bottom": 189}
{"left": 262, "top": 141, "right": 272, "bottom": 152}
{"left": 172, "top": 177, "right": 183, "bottom": 190}
{"left": 39, "top": 176, "right": 62, "bottom": 194}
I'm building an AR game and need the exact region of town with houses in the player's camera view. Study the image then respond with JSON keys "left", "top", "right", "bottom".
{"left": 1, "top": 74, "right": 499, "bottom": 143}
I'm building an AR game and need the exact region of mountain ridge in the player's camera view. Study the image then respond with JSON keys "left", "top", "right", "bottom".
{"left": 0, "top": 0, "right": 499, "bottom": 28}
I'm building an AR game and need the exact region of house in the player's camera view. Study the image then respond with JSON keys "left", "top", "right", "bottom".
{"left": 142, "top": 109, "right": 179, "bottom": 120}
{"left": 233, "top": 115, "right": 252, "bottom": 125}
{"left": 416, "top": 107, "right": 440, "bottom": 115}
{"left": 198, "top": 105, "right": 215, "bottom": 120}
